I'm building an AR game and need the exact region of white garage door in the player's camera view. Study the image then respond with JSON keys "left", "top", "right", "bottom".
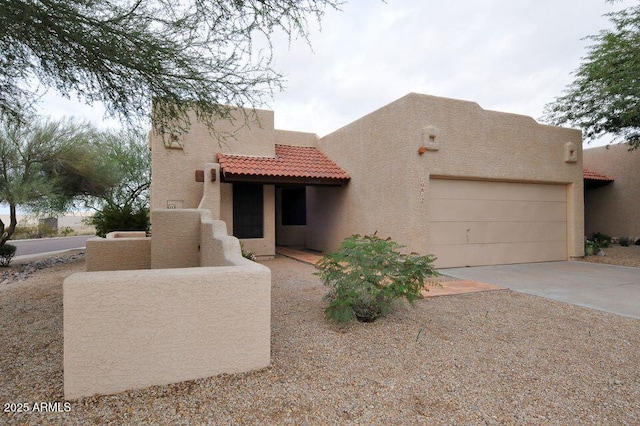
{"left": 429, "top": 179, "right": 567, "bottom": 268}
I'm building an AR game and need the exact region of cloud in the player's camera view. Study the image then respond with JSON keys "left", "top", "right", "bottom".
{"left": 35, "top": 0, "right": 635, "bottom": 146}
{"left": 269, "top": 0, "right": 635, "bottom": 143}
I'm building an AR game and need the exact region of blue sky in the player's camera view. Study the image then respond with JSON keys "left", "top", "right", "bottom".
{"left": 39, "top": 0, "right": 633, "bottom": 142}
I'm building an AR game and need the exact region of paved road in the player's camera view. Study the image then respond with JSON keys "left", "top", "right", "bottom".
{"left": 10, "top": 235, "right": 93, "bottom": 257}
{"left": 444, "top": 261, "right": 640, "bottom": 320}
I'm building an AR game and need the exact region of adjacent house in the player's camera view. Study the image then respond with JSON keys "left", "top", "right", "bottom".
{"left": 150, "top": 93, "right": 584, "bottom": 268}
{"left": 583, "top": 143, "right": 639, "bottom": 240}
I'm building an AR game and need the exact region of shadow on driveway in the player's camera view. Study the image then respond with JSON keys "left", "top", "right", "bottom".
{"left": 442, "top": 261, "right": 640, "bottom": 320}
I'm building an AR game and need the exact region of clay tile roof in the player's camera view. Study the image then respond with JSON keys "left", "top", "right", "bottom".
{"left": 583, "top": 168, "right": 615, "bottom": 182}
{"left": 217, "top": 144, "right": 350, "bottom": 185}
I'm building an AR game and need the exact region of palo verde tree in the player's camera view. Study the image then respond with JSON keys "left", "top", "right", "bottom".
{"left": 87, "top": 128, "right": 151, "bottom": 237}
{"left": 0, "top": 116, "right": 115, "bottom": 249}
{"left": 544, "top": 2, "right": 640, "bottom": 150}
{"left": 0, "top": 0, "right": 342, "bottom": 133}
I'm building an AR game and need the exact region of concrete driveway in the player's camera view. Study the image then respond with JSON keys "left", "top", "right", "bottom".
{"left": 443, "top": 261, "right": 640, "bottom": 320}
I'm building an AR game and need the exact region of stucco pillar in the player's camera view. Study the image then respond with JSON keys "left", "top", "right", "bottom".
{"left": 197, "top": 163, "right": 221, "bottom": 219}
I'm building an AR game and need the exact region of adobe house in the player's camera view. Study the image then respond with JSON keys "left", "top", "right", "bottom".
{"left": 150, "top": 93, "right": 585, "bottom": 268}
{"left": 583, "top": 143, "right": 639, "bottom": 240}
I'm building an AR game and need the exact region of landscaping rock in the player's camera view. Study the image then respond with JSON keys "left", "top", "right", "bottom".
{"left": 0, "top": 252, "right": 85, "bottom": 285}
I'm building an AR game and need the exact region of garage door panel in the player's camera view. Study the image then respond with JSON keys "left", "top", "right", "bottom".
{"left": 430, "top": 221, "right": 567, "bottom": 245}
{"left": 430, "top": 179, "right": 567, "bottom": 202}
{"left": 429, "top": 179, "right": 567, "bottom": 267}
{"left": 431, "top": 241, "right": 568, "bottom": 268}
{"left": 430, "top": 199, "right": 566, "bottom": 222}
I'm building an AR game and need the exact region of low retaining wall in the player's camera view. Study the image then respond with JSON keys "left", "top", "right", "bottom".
{"left": 64, "top": 261, "right": 271, "bottom": 399}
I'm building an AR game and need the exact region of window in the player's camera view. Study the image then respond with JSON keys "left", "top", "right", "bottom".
{"left": 281, "top": 187, "right": 306, "bottom": 226}
{"left": 233, "top": 184, "right": 263, "bottom": 238}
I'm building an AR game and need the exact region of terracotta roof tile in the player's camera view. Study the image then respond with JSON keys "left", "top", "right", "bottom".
{"left": 583, "top": 168, "right": 614, "bottom": 181}
{"left": 217, "top": 144, "right": 350, "bottom": 183}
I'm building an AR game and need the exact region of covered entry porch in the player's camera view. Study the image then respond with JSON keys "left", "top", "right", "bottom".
{"left": 217, "top": 144, "right": 350, "bottom": 256}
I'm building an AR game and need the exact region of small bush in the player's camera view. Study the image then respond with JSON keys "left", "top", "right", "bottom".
{"left": 240, "top": 242, "right": 256, "bottom": 261}
{"left": 316, "top": 234, "right": 439, "bottom": 324}
{"left": 584, "top": 240, "right": 599, "bottom": 256}
{"left": 619, "top": 236, "right": 632, "bottom": 247}
{"left": 60, "top": 227, "right": 76, "bottom": 236}
{"left": 12, "top": 224, "right": 57, "bottom": 240}
{"left": 0, "top": 243, "right": 17, "bottom": 267}
{"left": 592, "top": 232, "right": 612, "bottom": 248}
{"left": 89, "top": 204, "right": 149, "bottom": 237}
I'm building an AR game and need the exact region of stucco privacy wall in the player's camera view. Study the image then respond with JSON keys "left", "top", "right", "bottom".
{"left": 151, "top": 209, "right": 202, "bottom": 268}
{"left": 64, "top": 263, "right": 271, "bottom": 399}
{"left": 65, "top": 208, "right": 271, "bottom": 399}
{"left": 307, "top": 93, "right": 584, "bottom": 266}
{"left": 86, "top": 234, "right": 151, "bottom": 271}
{"left": 584, "top": 143, "right": 640, "bottom": 239}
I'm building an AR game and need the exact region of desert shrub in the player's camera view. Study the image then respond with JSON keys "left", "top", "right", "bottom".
{"left": 0, "top": 244, "right": 17, "bottom": 267}
{"left": 11, "top": 224, "right": 56, "bottom": 239}
{"left": 89, "top": 204, "right": 149, "bottom": 237}
{"left": 11, "top": 226, "right": 38, "bottom": 240}
{"left": 59, "top": 227, "right": 76, "bottom": 236}
{"left": 584, "top": 240, "right": 600, "bottom": 256}
{"left": 592, "top": 232, "right": 612, "bottom": 248}
{"left": 619, "top": 236, "right": 632, "bottom": 247}
{"left": 240, "top": 242, "right": 256, "bottom": 261}
{"left": 316, "top": 234, "right": 439, "bottom": 324}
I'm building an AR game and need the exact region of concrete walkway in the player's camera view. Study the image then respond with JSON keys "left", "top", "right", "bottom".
{"left": 444, "top": 261, "right": 640, "bottom": 319}
{"left": 275, "top": 246, "right": 505, "bottom": 298}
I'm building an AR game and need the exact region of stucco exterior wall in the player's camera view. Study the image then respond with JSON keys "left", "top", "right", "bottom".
{"left": 86, "top": 236, "right": 151, "bottom": 271}
{"left": 150, "top": 109, "right": 277, "bottom": 257}
{"left": 274, "top": 129, "right": 318, "bottom": 147}
{"left": 308, "top": 93, "right": 584, "bottom": 262}
{"left": 150, "top": 108, "right": 275, "bottom": 211}
{"left": 151, "top": 209, "right": 202, "bottom": 269}
{"left": 584, "top": 144, "right": 640, "bottom": 239}
{"left": 64, "top": 262, "right": 271, "bottom": 399}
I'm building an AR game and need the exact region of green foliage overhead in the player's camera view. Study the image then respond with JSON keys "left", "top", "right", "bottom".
{"left": 544, "top": 3, "right": 640, "bottom": 150}
{"left": 0, "top": 0, "right": 341, "bottom": 133}
{"left": 316, "top": 234, "right": 439, "bottom": 324}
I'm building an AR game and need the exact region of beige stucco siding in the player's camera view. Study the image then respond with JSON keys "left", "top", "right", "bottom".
{"left": 150, "top": 108, "right": 275, "bottom": 211}
{"left": 584, "top": 144, "right": 640, "bottom": 239}
{"left": 150, "top": 109, "right": 277, "bottom": 257}
{"left": 64, "top": 264, "right": 271, "bottom": 399}
{"left": 308, "top": 93, "right": 583, "bottom": 266}
{"left": 274, "top": 129, "right": 318, "bottom": 147}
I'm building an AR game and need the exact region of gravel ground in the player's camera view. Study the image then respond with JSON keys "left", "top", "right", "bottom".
{"left": 1, "top": 255, "right": 639, "bottom": 425}
{"left": 579, "top": 244, "right": 640, "bottom": 268}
